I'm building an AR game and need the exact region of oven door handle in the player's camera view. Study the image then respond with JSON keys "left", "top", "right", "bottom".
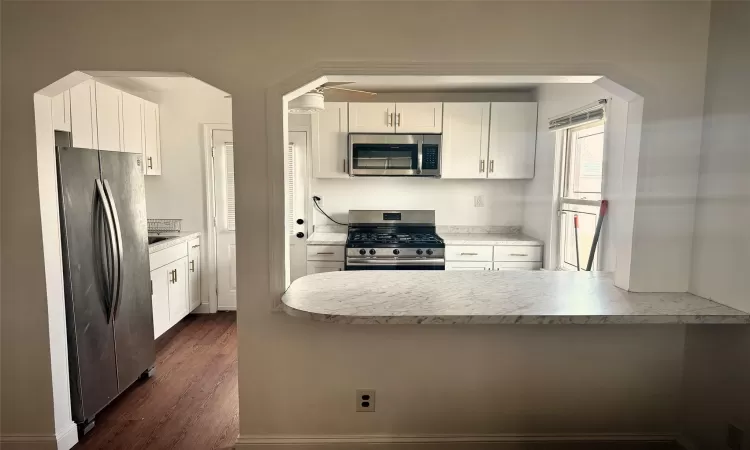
{"left": 346, "top": 258, "right": 445, "bottom": 266}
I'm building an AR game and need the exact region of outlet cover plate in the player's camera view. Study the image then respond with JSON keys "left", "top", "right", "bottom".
{"left": 356, "top": 389, "right": 376, "bottom": 412}
{"left": 474, "top": 195, "right": 485, "bottom": 208}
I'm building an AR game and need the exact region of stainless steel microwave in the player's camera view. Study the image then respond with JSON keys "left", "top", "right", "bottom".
{"left": 348, "top": 134, "right": 441, "bottom": 177}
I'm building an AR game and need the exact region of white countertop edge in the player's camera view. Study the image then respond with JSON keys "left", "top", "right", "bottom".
{"left": 306, "top": 232, "right": 543, "bottom": 247}
{"left": 148, "top": 231, "right": 201, "bottom": 253}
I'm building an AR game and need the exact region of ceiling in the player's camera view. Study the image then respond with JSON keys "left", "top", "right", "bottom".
{"left": 90, "top": 74, "right": 228, "bottom": 95}
{"left": 324, "top": 75, "right": 602, "bottom": 93}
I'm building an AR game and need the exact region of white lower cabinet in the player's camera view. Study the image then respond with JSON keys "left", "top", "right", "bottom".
{"left": 446, "top": 261, "right": 493, "bottom": 271}
{"left": 150, "top": 240, "right": 201, "bottom": 339}
{"left": 446, "top": 244, "right": 543, "bottom": 271}
{"left": 307, "top": 261, "right": 345, "bottom": 274}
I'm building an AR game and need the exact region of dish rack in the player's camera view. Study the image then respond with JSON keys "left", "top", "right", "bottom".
{"left": 147, "top": 219, "right": 182, "bottom": 234}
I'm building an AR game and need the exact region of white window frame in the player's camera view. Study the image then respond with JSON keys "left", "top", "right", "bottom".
{"left": 555, "top": 120, "right": 607, "bottom": 271}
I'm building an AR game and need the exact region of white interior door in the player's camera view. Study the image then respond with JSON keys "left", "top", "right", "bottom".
{"left": 212, "top": 129, "right": 237, "bottom": 310}
{"left": 288, "top": 131, "right": 308, "bottom": 283}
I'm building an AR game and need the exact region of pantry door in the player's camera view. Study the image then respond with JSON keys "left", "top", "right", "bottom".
{"left": 212, "top": 129, "right": 237, "bottom": 310}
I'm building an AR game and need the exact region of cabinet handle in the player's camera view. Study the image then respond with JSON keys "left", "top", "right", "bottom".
{"left": 509, "top": 253, "right": 529, "bottom": 257}
{"left": 343, "top": 158, "right": 347, "bottom": 173}
{"left": 396, "top": 112, "right": 401, "bottom": 127}
{"left": 461, "top": 252, "right": 479, "bottom": 256}
{"left": 190, "top": 260, "right": 195, "bottom": 272}
{"left": 479, "top": 160, "right": 485, "bottom": 173}
{"left": 387, "top": 111, "right": 393, "bottom": 126}
{"left": 147, "top": 156, "right": 153, "bottom": 169}
{"left": 489, "top": 160, "right": 494, "bottom": 173}
{"left": 316, "top": 252, "right": 334, "bottom": 255}
{"left": 191, "top": 244, "right": 200, "bottom": 248}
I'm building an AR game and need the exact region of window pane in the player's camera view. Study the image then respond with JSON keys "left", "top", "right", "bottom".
{"left": 565, "top": 124, "right": 604, "bottom": 200}
{"left": 560, "top": 207, "right": 599, "bottom": 271}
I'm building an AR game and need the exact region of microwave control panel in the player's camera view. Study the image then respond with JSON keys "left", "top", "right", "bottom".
{"left": 422, "top": 145, "right": 439, "bottom": 170}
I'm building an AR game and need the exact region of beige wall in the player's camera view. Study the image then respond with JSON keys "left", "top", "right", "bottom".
{"left": 1, "top": 1, "right": 712, "bottom": 444}
{"left": 682, "top": 1, "right": 750, "bottom": 448}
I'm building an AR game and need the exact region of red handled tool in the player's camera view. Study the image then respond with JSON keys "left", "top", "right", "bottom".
{"left": 585, "top": 200, "right": 609, "bottom": 271}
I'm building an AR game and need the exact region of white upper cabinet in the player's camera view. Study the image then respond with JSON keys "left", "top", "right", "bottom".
{"left": 69, "top": 80, "right": 99, "bottom": 149}
{"left": 487, "top": 102, "right": 538, "bottom": 179}
{"left": 52, "top": 90, "right": 71, "bottom": 132}
{"left": 121, "top": 92, "right": 144, "bottom": 154}
{"left": 143, "top": 100, "right": 162, "bottom": 175}
{"left": 312, "top": 102, "right": 349, "bottom": 178}
{"left": 395, "top": 102, "right": 443, "bottom": 133}
{"left": 441, "top": 103, "right": 490, "bottom": 179}
{"left": 95, "top": 82, "right": 123, "bottom": 152}
{"left": 348, "top": 102, "right": 443, "bottom": 134}
{"left": 348, "top": 102, "right": 396, "bottom": 133}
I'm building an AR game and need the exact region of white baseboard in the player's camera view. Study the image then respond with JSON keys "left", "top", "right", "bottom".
{"left": 218, "top": 305, "right": 237, "bottom": 311}
{"left": 56, "top": 422, "right": 79, "bottom": 450}
{"left": 0, "top": 422, "right": 79, "bottom": 450}
{"left": 235, "top": 433, "right": 678, "bottom": 449}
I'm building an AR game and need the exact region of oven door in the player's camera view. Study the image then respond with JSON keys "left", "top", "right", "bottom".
{"left": 349, "top": 134, "right": 419, "bottom": 176}
{"left": 346, "top": 258, "right": 446, "bottom": 271}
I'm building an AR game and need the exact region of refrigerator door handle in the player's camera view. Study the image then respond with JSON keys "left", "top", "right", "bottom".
{"left": 102, "top": 179, "right": 124, "bottom": 322}
{"left": 95, "top": 179, "right": 117, "bottom": 322}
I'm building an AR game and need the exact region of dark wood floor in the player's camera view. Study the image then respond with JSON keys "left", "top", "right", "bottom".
{"left": 74, "top": 312, "right": 238, "bottom": 450}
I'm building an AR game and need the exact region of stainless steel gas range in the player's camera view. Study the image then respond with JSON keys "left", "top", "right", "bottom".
{"left": 345, "top": 210, "right": 445, "bottom": 270}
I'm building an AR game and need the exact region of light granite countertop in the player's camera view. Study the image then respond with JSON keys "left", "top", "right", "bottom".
{"left": 281, "top": 271, "right": 750, "bottom": 325}
{"left": 307, "top": 232, "right": 542, "bottom": 247}
{"left": 148, "top": 231, "right": 201, "bottom": 253}
{"left": 307, "top": 232, "right": 348, "bottom": 246}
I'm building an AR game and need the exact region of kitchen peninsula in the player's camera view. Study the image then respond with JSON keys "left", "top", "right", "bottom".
{"left": 282, "top": 271, "right": 750, "bottom": 325}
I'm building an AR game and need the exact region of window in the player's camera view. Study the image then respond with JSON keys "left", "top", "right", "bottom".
{"left": 557, "top": 122, "right": 605, "bottom": 271}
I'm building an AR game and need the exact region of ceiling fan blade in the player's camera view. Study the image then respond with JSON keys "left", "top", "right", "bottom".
{"left": 320, "top": 81, "right": 355, "bottom": 88}
{"left": 323, "top": 86, "right": 378, "bottom": 96}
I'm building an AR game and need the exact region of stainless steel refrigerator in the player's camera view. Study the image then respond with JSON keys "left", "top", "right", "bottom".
{"left": 56, "top": 146, "right": 155, "bottom": 434}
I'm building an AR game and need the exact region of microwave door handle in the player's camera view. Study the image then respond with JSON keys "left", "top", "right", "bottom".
{"left": 417, "top": 138, "right": 423, "bottom": 174}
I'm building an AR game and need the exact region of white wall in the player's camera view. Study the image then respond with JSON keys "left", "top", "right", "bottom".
{"left": 681, "top": 1, "right": 750, "bottom": 448}
{"left": 523, "top": 84, "right": 628, "bottom": 271}
{"left": 1, "top": 1, "right": 714, "bottom": 446}
{"left": 143, "top": 86, "right": 232, "bottom": 308}
{"left": 313, "top": 178, "right": 524, "bottom": 227}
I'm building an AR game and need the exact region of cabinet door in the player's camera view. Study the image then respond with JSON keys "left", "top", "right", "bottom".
{"left": 441, "top": 103, "right": 490, "bottom": 179}
{"left": 143, "top": 100, "right": 162, "bottom": 175}
{"left": 188, "top": 238, "right": 201, "bottom": 311}
{"left": 446, "top": 261, "right": 494, "bottom": 271}
{"left": 121, "top": 92, "right": 144, "bottom": 154}
{"left": 95, "top": 82, "right": 123, "bottom": 151}
{"left": 348, "top": 103, "right": 395, "bottom": 133}
{"left": 306, "top": 261, "right": 344, "bottom": 274}
{"left": 312, "top": 102, "right": 349, "bottom": 178}
{"left": 150, "top": 266, "right": 171, "bottom": 339}
{"left": 395, "top": 103, "right": 443, "bottom": 134}
{"left": 70, "top": 80, "right": 98, "bottom": 149}
{"left": 52, "top": 90, "right": 71, "bottom": 132}
{"left": 168, "top": 258, "right": 189, "bottom": 324}
{"left": 487, "top": 102, "right": 538, "bottom": 179}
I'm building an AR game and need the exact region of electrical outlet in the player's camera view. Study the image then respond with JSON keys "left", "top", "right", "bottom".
{"left": 356, "top": 389, "right": 375, "bottom": 412}
{"left": 474, "top": 195, "right": 485, "bottom": 208}
{"left": 727, "top": 423, "right": 744, "bottom": 450}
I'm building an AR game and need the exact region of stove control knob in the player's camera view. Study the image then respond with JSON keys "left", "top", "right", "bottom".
{"left": 393, "top": 249, "right": 400, "bottom": 255}
{"left": 359, "top": 249, "right": 366, "bottom": 255}
{"left": 426, "top": 249, "right": 434, "bottom": 256}
{"left": 369, "top": 249, "right": 376, "bottom": 255}
{"left": 416, "top": 249, "right": 424, "bottom": 255}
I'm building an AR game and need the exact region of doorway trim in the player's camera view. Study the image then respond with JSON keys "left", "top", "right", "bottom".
{"left": 265, "top": 62, "right": 644, "bottom": 310}
{"left": 202, "top": 123, "right": 233, "bottom": 314}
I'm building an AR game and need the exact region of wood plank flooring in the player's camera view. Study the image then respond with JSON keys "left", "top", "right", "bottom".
{"left": 74, "top": 312, "right": 238, "bottom": 450}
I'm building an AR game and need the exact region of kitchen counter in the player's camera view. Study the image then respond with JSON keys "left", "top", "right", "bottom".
{"left": 148, "top": 231, "right": 201, "bottom": 253}
{"left": 281, "top": 271, "right": 750, "bottom": 325}
{"left": 440, "top": 233, "right": 542, "bottom": 246}
{"left": 307, "top": 232, "right": 347, "bottom": 246}
{"left": 306, "top": 232, "right": 542, "bottom": 247}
